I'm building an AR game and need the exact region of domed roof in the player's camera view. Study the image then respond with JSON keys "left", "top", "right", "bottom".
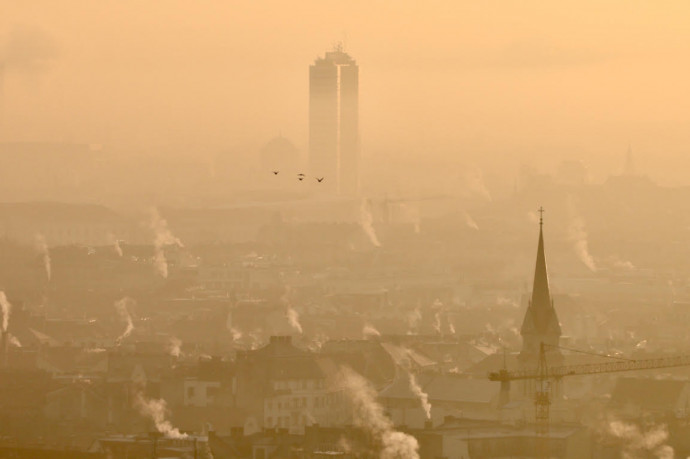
{"left": 260, "top": 136, "right": 299, "bottom": 171}
{"left": 261, "top": 136, "right": 297, "bottom": 156}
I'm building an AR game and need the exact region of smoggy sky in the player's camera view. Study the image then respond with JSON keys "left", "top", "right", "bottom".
{"left": 2, "top": 1, "right": 690, "bottom": 183}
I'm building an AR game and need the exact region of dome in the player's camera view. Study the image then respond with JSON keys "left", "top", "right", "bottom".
{"left": 260, "top": 136, "right": 299, "bottom": 172}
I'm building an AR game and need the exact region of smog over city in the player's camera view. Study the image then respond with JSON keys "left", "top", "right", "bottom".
{"left": 2, "top": 2, "right": 690, "bottom": 458}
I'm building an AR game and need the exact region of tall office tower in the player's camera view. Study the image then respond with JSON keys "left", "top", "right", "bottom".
{"left": 309, "top": 45, "right": 359, "bottom": 195}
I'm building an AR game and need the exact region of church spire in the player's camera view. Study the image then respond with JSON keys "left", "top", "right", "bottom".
{"left": 532, "top": 207, "right": 551, "bottom": 322}
{"left": 520, "top": 207, "right": 561, "bottom": 344}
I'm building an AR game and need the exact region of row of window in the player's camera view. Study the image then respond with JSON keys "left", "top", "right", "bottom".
{"left": 266, "top": 391, "right": 343, "bottom": 412}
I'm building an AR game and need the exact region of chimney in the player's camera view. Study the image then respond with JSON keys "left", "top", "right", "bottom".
{"left": 424, "top": 420, "right": 433, "bottom": 430}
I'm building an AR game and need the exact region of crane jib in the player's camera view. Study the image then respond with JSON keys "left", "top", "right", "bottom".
{"left": 488, "top": 354, "right": 690, "bottom": 382}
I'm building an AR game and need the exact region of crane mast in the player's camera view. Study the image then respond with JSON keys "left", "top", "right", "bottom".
{"left": 488, "top": 343, "right": 690, "bottom": 458}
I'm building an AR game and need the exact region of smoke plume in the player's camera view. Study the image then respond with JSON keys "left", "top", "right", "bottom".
{"left": 363, "top": 323, "right": 381, "bottom": 338}
{"left": 568, "top": 215, "right": 597, "bottom": 272}
{"left": 0, "top": 291, "right": 11, "bottom": 332}
{"left": 567, "top": 198, "right": 597, "bottom": 272}
{"left": 339, "top": 366, "right": 420, "bottom": 459}
{"left": 8, "top": 334, "right": 21, "bottom": 348}
{"left": 407, "top": 307, "right": 422, "bottom": 333}
{"left": 359, "top": 199, "right": 381, "bottom": 247}
{"left": 462, "top": 168, "right": 492, "bottom": 201}
{"left": 168, "top": 337, "right": 182, "bottom": 358}
{"left": 432, "top": 312, "right": 442, "bottom": 334}
{"left": 286, "top": 306, "right": 303, "bottom": 334}
{"left": 281, "top": 287, "right": 303, "bottom": 334}
{"left": 463, "top": 211, "right": 479, "bottom": 230}
{"left": 150, "top": 208, "right": 183, "bottom": 278}
{"left": 114, "top": 297, "right": 135, "bottom": 345}
{"left": 136, "top": 394, "right": 188, "bottom": 439}
{"left": 407, "top": 372, "right": 432, "bottom": 420}
{"left": 35, "top": 234, "right": 51, "bottom": 281}
{"left": 605, "top": 418, "right": 673, "bottom": 459}
{"left": 107, "top": 233, "right": 123, "bottom": 257}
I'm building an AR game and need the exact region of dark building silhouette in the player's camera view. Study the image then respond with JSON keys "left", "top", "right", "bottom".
{"left": 519, "top": 212, "right": 563, "bottom": 368}
{"left": 309, "top": 45, "right": 359, "bottom": 195}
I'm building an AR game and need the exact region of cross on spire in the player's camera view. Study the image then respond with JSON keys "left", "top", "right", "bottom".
{"left": 538, "top": 206, "right": 545, "bottom": 227}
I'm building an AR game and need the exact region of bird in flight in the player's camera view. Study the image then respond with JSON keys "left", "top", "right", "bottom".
{"left": 316, "top": 177, "right": 324, "bottom": 183}
{"left": 298, "top": 173, "right": 305, "bottom": 181}
{"left": 272, "top": 171, "right": 279, "bottom": 175}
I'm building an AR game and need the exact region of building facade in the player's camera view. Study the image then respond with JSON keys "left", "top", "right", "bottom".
{"left": 309, "top": 45, "right": 359, "bottom": 196}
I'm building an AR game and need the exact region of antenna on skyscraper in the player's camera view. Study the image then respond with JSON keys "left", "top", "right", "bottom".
{"left": 624, "top": 142, "right": 635, "bottom": 176}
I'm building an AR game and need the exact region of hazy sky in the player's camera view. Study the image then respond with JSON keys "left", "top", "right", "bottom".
{"left": 3, "top": 1, "right": 690, "bottom": 183}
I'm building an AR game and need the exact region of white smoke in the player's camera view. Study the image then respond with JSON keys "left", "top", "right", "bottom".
{"left": 407, "top": 372, "right": 431, "bottom": 420}
{"left": 448, "top": 320, "right": 456, "bottom": 335}
{"left": 362, "top": 323, "right": 381, "bottom": 338}
{"left": 463, "top": 211, "right": 479, "bottom": 231}
{"left": 339, "top": 366, "right": 420, "bottom": 459}
{"left": 35, "top": 234, "right": 51, "bottom": 281}
{"left": 8, "top": 334, "right": 20, "bottom": 348}
{"left": 150, "top": 208, "right": 183, "bottom": 278}
{"left": 407, "top": 307, "right": 422, "bottom": 333}
{"left": 605, "top": 418, "right": 673, "bottom": 459}
{"left": 114, "top": 297, "right": 135, "bottom": 345}
{"left": 168, "top": 337, "right": 182, "bottom": 358}
{"left": 286, "top": 307, "right": 303, "bottom": 334}
{"left": 567, "top": 198, "right": 597, "bottom": 272}
{"left": 463, "top": 168, "right": 492, "bottom": 201}
{"left": 306, "top": 333, "right": 329, "bottom": 352}
{"left": 107, "top": 233, "right": 123, "bottom": 257}
{"left": 135, "top": 394, "right": 188, "bottom": 439}
{"left": 85, "top": 348, "right": 107, "bottom": 353}
{"left": 432, "top": 312, "right": 442, "bottom": 335}
{"left": 281, "top": 287, "right": 303, "bottom": 334}
{"left": 0, "top": 291, "right": 11, "bottom": 332}
{"left": 610, "top": 256, "right": 635, "bottom": 270}
{"left": 359, "top": 199, "right": 381, "bottom": 247}
{"left": 226, "top": 311, "right": 244, "bottom": 341}
{"left": 496, "top": 296, "right": 519, "bottom": 308}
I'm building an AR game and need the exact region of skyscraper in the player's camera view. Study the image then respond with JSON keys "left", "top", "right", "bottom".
{"left": 309, "top": 45, "right": 359, "bottom": 195}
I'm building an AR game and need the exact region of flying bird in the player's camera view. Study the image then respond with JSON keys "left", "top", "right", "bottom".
{"left": 316, "top": 177, "right": 324, "bottom": 183}
{"left": 298, "top": 173, "right": 305, "bottom": 181}
{"left": 272, "top": 171, "right": 279, "bottom": 175}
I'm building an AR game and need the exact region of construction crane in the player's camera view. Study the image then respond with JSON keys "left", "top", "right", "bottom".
{"left": 488, "top": 342, "right": 690, "bottom": 457}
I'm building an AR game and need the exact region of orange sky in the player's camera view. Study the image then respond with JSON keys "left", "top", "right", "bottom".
{"left": 3, "top": 1, "right": 690, "bottom": 183}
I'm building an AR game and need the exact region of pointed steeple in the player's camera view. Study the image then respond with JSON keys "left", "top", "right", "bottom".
{"left": 521, "top": 208, "right": 561, "bottom": 339}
